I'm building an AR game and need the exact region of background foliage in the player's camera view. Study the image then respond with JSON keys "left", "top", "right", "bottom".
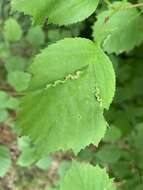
{"left": 0, "top": 0, "right": 143, "bottom": 190}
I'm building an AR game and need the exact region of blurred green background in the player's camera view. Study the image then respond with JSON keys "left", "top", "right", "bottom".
{"left": 1, "top": 0, "right": 143, "bottom": 190}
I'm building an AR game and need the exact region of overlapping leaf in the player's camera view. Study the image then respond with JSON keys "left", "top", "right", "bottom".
{"left": 11, "top": 0, "right": 99, "bottom": 25}
{"left": 7, "top": 71, "right": 31, "bottom": 92}
{"left": 92, "top": 2, "right": 143, "bottom": 54}
{"left": 60, "top": 161, "right": 116, "bottom": 190}
{"left": 17, "top": 38, "right": 115, "bottom": 158}
{"left": 28, "top": 38, "right": 115, "bottom": 109}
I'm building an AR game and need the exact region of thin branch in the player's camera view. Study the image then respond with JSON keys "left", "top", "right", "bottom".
{"left": 122, "top": 3, "right": 143, "bottom": 10}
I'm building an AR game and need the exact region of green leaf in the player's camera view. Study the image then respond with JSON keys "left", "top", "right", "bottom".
{"left": 131, "top": 123, "right": 143, "bottom": 150}
{"left": 18, "top": 71, "right": 107, "bottom": 157}
{"left": 7, "top": 71, "right": 31, "bottom": 92}
{"left": 92, "top": 45, "right": 116, "bottom": 109}
{"left": 11, "top": 0, "right": 99, "bottom": 25}
{"left": 0, "top": 110, "right": 9, "bottom": 123}
{"left": 0, "top": 91, "right": 19, "bottom": 110}
{"left": 60, "top": 161, "right": 116, "bottom": 190}
{"left": 27, "top": 25, "right": 45, "bottom": 47}
{"left": 17, "top": 38, "right": 115, "bottom": 158}
{"left": 92, "top": 2, "right": 143, "bottom": 54}
{"left": 28, "top": 38, "right": 96, "bottom": 90}
{"left": 0, "top": 146, "right": 11, "bottom": 177}
{"left": 18, "top": 136, "right": 30, "bottom": 150}
{"left": 0, "top": 91, "right": 9, "bottom": 109}
{"left": 96, "top": 144, "right": 122, "bottom": 164}
{"left": 78, "top": 149, "right": 94, "bottom": 162}
{"left": 17, "top": 137, "right": 37, "bottom": 166}
{"left": 103, "top": 125, "right": 122, "bottom": 142}
{"left": 6, "top": 97, "right": 19, "bottom": 109}
{"left": 58, "top": 161, "right": 71, "bottom": 180}
{"left": 5, "top": 56, "right": 26, "bottom": 72}
{"left": 111, "top": 161, "right": 132, "bottom": 179}
{"left": 17, "top": 137, "right": 52, "bottom": 167}
{"left": 17, "top": 148, "right": 37, "bottom": 167}
{"left": 36, "top": 156, "right": 53, "bottom": 170}
{"left": 48, "top": 29, "right": 71, "bottom": 43}
{"left": 28, "top": 38, "right": 115, "bottom": 109}
{"left": 4, "top": 18, "right": 22, "bottom": 42}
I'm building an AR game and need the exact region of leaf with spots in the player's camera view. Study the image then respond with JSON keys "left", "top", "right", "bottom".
{"left": 17, "top": 38, "right": 115, "bottom": 158}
